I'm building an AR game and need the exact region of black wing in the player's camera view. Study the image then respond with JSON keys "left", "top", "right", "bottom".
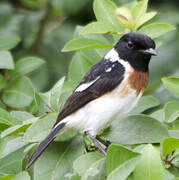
{"left": 54, "top": 58, "right": 125, "bottom": 126}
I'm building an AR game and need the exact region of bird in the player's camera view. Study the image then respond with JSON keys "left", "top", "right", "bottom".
{"left": 26, "top": 32, "right": 157, "bottom": 169}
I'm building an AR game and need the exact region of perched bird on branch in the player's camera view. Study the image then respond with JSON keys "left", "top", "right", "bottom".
{"left": 26, "top": 32, "right": 157, "bottom": 169}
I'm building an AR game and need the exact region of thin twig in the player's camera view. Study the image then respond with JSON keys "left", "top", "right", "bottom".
{"left": 30, "top": 0, "right": 52, "bottom": 54}
{"left": 83, "top": 138, "right": 89, "bottom": 153}
{"left": 161, "top": 151, "right": 179, "bottom": 170}
{"left": 45, "top": 104, "right": 55, "bottom": 112}
{"left": 4, "top": 69, "right": 8, "bottom": 80}
{"left": 46, "top": 16, "right": 67, "bottom": 34}
{"left": 165, "top": 159, "right": 179, "bottom": 169}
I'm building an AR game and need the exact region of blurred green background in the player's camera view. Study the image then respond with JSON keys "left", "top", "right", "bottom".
{"left": 1, "top": 0, "right": 179, "bottom": 97}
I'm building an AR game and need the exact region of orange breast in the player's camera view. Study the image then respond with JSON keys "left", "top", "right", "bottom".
{"left": 128, "top": 68, "right": 149, "bottom": 95}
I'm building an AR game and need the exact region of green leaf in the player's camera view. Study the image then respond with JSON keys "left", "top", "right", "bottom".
{"left": 20, "top": 0, "right": 46, "bottom": 9}
{"left": 82, "top": 21, "right": 119, "bottom": 35}
{"left": 164, "top": 169, "right": 175, "bottom": 180}
{"left": 124, "top": 1, "right": 138, "bottom": 10}
{"left": 2, "top": 76, "right": 34, "bottom": 108}
{"left": 0, "top": 75, "right": 6, "bottom": 91}
{"left": 1, "top": 117, "right": 37, "bottom": 138}
{"left": 106, "top": 144, "right": 140, "bottom": 175}
{"left": 80, "top": 48, "right": 107, "bottom": 64}
{"left": 49, "top": 76, "right": 65, "bottom": 112}
{"left": 0, "top": 175, "right": 14, "bottom": 180}
{"left": 155, "top": 40, "right": 163, "bottom": 49}
{"left": 70, "top": 175, "right": 81, "bottom": 180}
{"left": 12, "top": 171, "right": 30, "bottom": 180}
{"left": 173, "top": 119, "right": 179, "bottom": 130}
{"left": 73, "top": 26, "right": 109, "bottom": 60}
{"left": 24, "top": 112, "right": 77, "bottom": 143}
{"left": 0, "top": 51, "right": 14, "bottom": 70}
{"left": 0, "top": 124, "right": 9, "bottom": 133}
{"left": 73, "top": 152, "right": 106, "bottom": 180}
{"left": 108, "top": 157, "right": 140, "bottom": 180}
{"left": 24, "top": 113, "right": 57, "bottom": 143}
{"left": 12, "top": 56, "right": 45, "bottom": 75}
{"left": 0, "top": 100, "right": 6, "bottom": 109}
{"left": 29, "top": 92, "right": 48, "bottom": 115}
{"left": 132, "top": 0, "right": 148, "bottom": 20}
{"left": 150, "top": 109, "right": 164, "bottom": 123}
{"left": 164, "top": 100, "right": 179, "bottom": 123}
{"left": 0, "top": 139, "right": 27, "bottom": 174}
{"left": 0, "top": 34, "right": 20, "bottom": 50}
{"left": 104, "top": 115, "right": 169, "bottom": 144}
{"left": 1, "top": 122, "right": 31, "bottom": 138}
{"left": 62, "top": 38, "right": 112, "bottom": 52}
{"left": 106, "top": 144, "right": 141, "bottom": 180}
{"left": 1, "top": 137, "right": 27, "bottom": 158}
{"left": 138, "top": 23, "right": 176, "bottom": 39}
{"left": 125, "top": 174, "right": 134, "bottom": 180}
{"left": 59, "top": 81, "right": 76, "bottom": 107}
{"left": 55, "top": 128, "right": 78, "bottom": 142}
{"left": 33, "top": 137, "right": 84, "bottom": 180}
{"left": 162, "top": 77, "right": 179, "bottom": 96}
{"left": 135, "top": 12, "right": 157, "bottom": 29}
{"left": 133, "top": 144, "right": 164, "bottom": 180}
{"left": 163, "top": 137, "right": 179, "bottom": 156}
{"left": 169, "top": 130, "right": 179, "bottom": 139}
{"left": 168, "top": 167, "right": 179, "bottom": 179}
{"left": 73, "top": 26, "right": 86, "bottom": 38}
{"left": 66, "top": 27, "right": 109, "bottom": 86}
{"left": 0, "top": 108, "right": 20, "bottom": 126}
{"left": 68, "top": 52, "right": 93, "bottom": 84}
{"left": 93, "top": 0, "right": 122, "bottom": 29}
{"left": 0, "top": 138, "right": 6, "bottom": 156}
{"left": 10, "top": 111, "right": 34, "bottom": 122}
{"left": 130, "top": 95, "right": 160, "bottom": 115}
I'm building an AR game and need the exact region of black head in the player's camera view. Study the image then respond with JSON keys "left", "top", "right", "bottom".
{"left": 114, "top": 32, "right": 157, "bottom": 72}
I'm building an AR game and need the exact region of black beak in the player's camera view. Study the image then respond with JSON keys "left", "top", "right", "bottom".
{"left": 141, "top": 48, "right": 157, "bottom": 56}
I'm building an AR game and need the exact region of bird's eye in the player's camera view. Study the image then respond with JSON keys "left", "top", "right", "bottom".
{"left": 127, "top": 41, "right": 134, "bottom": 49}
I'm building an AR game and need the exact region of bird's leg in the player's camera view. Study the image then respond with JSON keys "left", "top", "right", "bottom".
{"left": 96, "top": 135, "right": 111, "bottom": 147}
{"left": 88, "top": 134, "right": 107, "bottom": 156}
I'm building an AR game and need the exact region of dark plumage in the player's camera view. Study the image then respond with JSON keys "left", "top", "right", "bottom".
{"left": 55, "top": 33, "right": 156, "bottom": 125}
{"left": 115, "top": 32, "right": 156, "bottom": 72}
{"left": 54, "top": 61, "right": 125, "bottom": 125}
{"left": 26, "top": 32, "right": 157, "bottom": 169}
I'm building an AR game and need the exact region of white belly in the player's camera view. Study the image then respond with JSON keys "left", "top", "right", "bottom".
{"left": 62, "top": 83, "right": 142, "bottom": 136}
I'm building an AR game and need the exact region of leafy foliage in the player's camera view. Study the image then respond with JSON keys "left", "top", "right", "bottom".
{"left": 0, "top": 0, "right": 178, "bottom": 179}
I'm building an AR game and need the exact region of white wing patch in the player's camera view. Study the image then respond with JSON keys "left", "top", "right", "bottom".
{"left": 75, "top": 48, "right": 131, "bottom": 93}
{"left": 118, "top": 59, "right": 131, "bottom": 72}
{"left": 105, "top": 67, "right": 112, "bottom": 72}
{"left": 105, "top": 48, "right": 131, "bottom": 72}
{"left": 105, "top": 48, "right": 119, "bottom": 62}
{"left": 75, "top": 76, "right": 100, "bottom": 92}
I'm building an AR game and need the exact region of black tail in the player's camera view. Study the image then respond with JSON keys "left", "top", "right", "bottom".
{"left": 26, "top": 122, "right": 66, "bottom": 169}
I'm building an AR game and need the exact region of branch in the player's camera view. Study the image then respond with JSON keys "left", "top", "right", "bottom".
{"left": 161, "top": 151, "right": 179, "bottom": 170}
{"left": 30, "top": 0, "right": 52, "bottom": 54}
{"left": 165, "top": 159, "right": 179, "bottom": 170}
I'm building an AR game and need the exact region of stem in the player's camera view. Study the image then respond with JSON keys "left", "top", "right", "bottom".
{"left": 4, "top": 69, "right": 8, "bottom": 80}
{"left": 165, "top": 159, "right": 179, "bottom": 169}
{"left": 161, "top": 151, "right": 179, "bottom": 170}
{"left": 30, "top": 0, "right": 52, "bottom": 54}
{"left": 45, "top": 104, "right": 55, "bottom": 112}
